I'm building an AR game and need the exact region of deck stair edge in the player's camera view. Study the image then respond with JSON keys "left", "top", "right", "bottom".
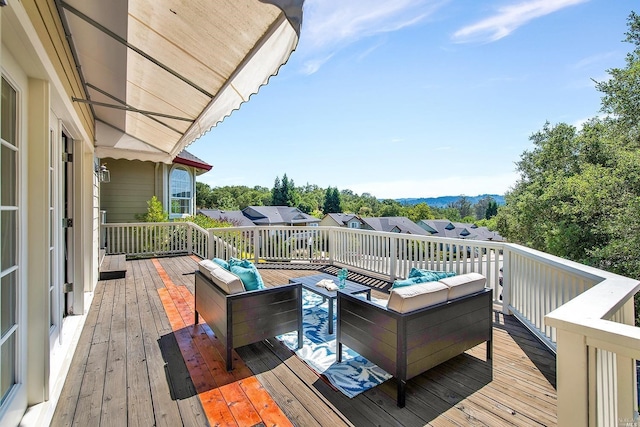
{"left": 99, "top": 254, "right": 127, "bottom": 280}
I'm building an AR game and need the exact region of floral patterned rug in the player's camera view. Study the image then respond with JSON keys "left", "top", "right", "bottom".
{"left": 277, "top": 291, "right": 392, "bottom": 398}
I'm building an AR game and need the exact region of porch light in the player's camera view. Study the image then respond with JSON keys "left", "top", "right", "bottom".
{"left": 96, "top": 163, "right": 110, "bottom": 183}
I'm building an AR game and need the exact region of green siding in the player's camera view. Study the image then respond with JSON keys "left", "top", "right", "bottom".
{"left": 100, "top": 159, "right": 156, "bottom": 223}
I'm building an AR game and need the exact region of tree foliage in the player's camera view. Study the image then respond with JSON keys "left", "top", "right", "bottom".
{"left": 323, "top": 187, "right": 342, "bottom": 213}
{"left": 195, "top": 178, "right": 500, "bottom": 226}
{"left": 496, "top": 12, "right": 640, "bottom": 311}
{"left": 136, "top": 196, "right": 168, "bottom": 222}
{"left": 176, "top": 214, "right": 235, "bottom": 229}
{"left": 271, "top": 174, "right": 299, "bottom": 207}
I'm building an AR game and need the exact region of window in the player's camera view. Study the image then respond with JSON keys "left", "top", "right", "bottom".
{"left": 348, "top": 221, "right": 360, "bottom": 229}
{"left": 0, "top": 77, "right": 19, "bottom": 406}
{"left": 169, "top": 167, "right": 192, "bottom": 217}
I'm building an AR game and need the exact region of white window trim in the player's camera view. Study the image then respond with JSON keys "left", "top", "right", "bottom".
{"left": 168, "top": 165, "right": 193, "bottom": 219}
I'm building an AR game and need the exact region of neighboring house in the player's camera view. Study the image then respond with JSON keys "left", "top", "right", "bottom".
{"left": 101, "top": 150, "right": 212, "bottom": 222}
{"left": 418, "top": 219, "right": 504, "bottom": 241}
{"left": 2, "top": 1, "right": 302, "bottom": 425}
{"left": 319, "top": 213, "right": 364, "bottom": 229}
{"left": 361, "top": 217, "right": 429, "bottom": 235}
{"left": 199, "top": 206, "right": 321, "bottom": 226}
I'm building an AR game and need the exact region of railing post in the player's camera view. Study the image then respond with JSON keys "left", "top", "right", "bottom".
{"left": 253, "top": 228, "right": 260, "bottom": 264}
{"left": 617, "top": 299, "right": 638, "bottom": 422}
{"left": 187, "top": 224, "right": 193, "bottom": 255}
{"left": 329, "top": 228, "right": 335, "bottom": 265}
{"left": 389, "top": 235, "right": 397, "bottom": 282}
{"left": 207, "top": 228, "right": 215, "bottom": 260}
{"left": 501, "top": 248, "right": 512, "bottom": 315}
{"left": 556, "top": 329, "right": 589, "bottom": 426}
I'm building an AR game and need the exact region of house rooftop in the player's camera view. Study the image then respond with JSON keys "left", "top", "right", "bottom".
{"left": 174, "top": 150, "right": 213, "bottom": 173}
{"left": 362, "top": 216, "right": 428, "bottom": 235}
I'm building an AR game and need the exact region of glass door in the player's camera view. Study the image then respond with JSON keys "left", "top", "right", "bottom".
{"left": 0, "top": 77, "right": 20, "bottom": 409}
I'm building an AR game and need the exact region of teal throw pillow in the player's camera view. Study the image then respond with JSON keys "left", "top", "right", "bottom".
{"left": 228, "top": 257, "right": 243, "bottom": 267}
{"left": 391, "top": 276, "right": 432, "bottom": 289}
{"left": 212, "top": 257, "right": 230, "bottom": 270}
{"left": 408, "top": 268, "right": 456, "bottom": 281}
{"left": 230, "top": 262, "right": 265, "bottom": 291}
{"left": 391, "top": 278, "right": 417, "bottom": 288}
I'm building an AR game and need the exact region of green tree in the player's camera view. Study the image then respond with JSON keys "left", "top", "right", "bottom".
{"left": 497, "top": 11, "right": 640, "bottom": 300}
{"left": 595, "top": 11, "right": 640, "bottom": 139}
{"left": 196, "top": 181, "right": 213, "bottom": 208}
{"left": 271, "top": 174, "right": 299, "bottom": 207}
{"left": 323, "top": 187, "right": 342, "bottom": 213}
{"left": 474, "top": 196, "right": 496, "bottom": 220}
{"left": 453, "top": 196, "right": 473, "bottom": 219}
{"left": 378, "top": 199, "right": 403, "bottom": 217}
{"left": 177, "top": 214, "right": 234, "bottom": 228}
{"left": 136, "top": 196, "right": 168, "bottom": 222}
{"left": 407, "top": 202, "right": 433, "bottom": 222}
{"left": 485, "top": 200, "right": 498, "bottom": 219}
{"left": 271, "top": 176, "right": 284, "bottom": 205}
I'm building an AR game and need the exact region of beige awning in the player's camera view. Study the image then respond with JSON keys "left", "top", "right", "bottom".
{"left": 59, "top": 0, "right": 303, "bottom": 163}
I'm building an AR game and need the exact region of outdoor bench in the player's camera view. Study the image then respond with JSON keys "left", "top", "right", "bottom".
{"left": 337, "top": 273, "right": 493, "bottom": 407}
{"left": 195, "top": 259, "right": 303, "bottom": 370}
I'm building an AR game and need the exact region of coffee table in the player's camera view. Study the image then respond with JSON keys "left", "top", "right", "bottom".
{"left": 289, "top": 273, "right": 371, "bottom": 334}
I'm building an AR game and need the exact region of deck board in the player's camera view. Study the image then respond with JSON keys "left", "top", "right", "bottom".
{"left": 51, "top": 255, "right": 557, "bottom": 427}
{"left": 130, "top": 259, "right": 186, "bottom": 427}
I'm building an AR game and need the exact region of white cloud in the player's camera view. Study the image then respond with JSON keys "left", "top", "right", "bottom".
{"left": 298, "top": 0, "right": 448, "bottom": 73}
{"left": 572, "top": 51, "right": 618, "bottom": 69}
{"left": 452, "top": 0, "right": 588, "bottom": 44}
{"left": 349, "top": 172, "right": 520, "bottom": 199}
{"left": 301, "top": 54, "right": 334, "bottom": 75}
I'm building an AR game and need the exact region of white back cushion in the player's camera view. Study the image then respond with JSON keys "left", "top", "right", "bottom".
{"left": 439, "top": 273, "right": 486, "bottom": 300}
{"left": 386, "top": 281, "right": 449, "bottom": 313}
{"left": 199, "top": 259, "right": 245, "bottom": 294}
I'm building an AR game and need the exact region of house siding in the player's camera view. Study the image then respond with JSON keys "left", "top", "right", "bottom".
{"left": 22, "top": 0, "right": 94, "bottom": 143}
{"left": 319, "top": 217, "right": 341, "bottom": 227}
{"left": 1, "top": 1, "right": 99, "bottom": 424}
{"left": 100, "top": 158, "right": 157, "bottom": 223}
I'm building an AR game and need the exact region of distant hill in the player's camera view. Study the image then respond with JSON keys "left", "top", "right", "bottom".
{"left": 396, "top": 194, "right": 505, "bottom": 208}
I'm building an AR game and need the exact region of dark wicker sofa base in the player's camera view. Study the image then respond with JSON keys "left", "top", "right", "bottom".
{"left": 194, "top": 270, "right": 303, "bottom": 370}
{"left": 337, "top": 288, "right": 493, "bottom": 407}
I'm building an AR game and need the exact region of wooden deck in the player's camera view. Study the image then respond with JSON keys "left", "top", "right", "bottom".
{"left": 51, "top": 255, "right": 557, "bottom": 427}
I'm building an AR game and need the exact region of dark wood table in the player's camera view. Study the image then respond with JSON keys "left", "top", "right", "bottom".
{"left": 289, "top": 273, "right": 371, "bottom": 334}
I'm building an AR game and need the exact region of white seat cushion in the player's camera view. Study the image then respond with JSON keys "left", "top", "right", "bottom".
{"left": 386, "top": 281, "right": 449, "bottom": 313}
{"left": 439, "top": 273, "right": 486, "bottom": 300}
{"left": 199, "top": 259, "right": 245, "bottom": 294}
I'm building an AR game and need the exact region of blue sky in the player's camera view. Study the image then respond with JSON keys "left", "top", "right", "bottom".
{"left": 189, "top": 0, "right": 635, "bottom": 199}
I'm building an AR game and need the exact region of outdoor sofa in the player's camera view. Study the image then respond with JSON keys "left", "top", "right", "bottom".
{"left": 336, "top": 272, "right": 493, "bottom": 407}
{"left": 195, "top": 259, "right": 303, "bottom": 370}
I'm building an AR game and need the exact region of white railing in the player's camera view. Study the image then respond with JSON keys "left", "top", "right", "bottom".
{"left": 101, "top": 221, "right": 640, "bottom": 425}
{"left": 545, "top": 267, "right": 640, "bottom": 426}
{"left": 329, "top": 227, "right": 504, "bottom": 293}
{"left": 190, "top": 223, "right": 209, "bottom": 259}
{"left": 206, "top": 226, "right": 333, "bottom": 264}
{"left": 102, "top": 222, "right": 191, "bottom": 257}
{"left": 504, "top": 244, "right": 603, "bottom": 347}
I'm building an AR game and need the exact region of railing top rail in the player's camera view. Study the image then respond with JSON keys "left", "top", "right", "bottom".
{"left": 102, "top": 221, "right": 185, "bottom": 227}
{"left": 205, "top": 224, "right": 507, "bottom": 248}
{"left": 546, "top": 275, "right": 640, "bottom": 330}
{"left": 507, "top": 243, "right": 608, "bottom": 283}
{"left": 187, "top": 222, "right": 208, "bottom": 235}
